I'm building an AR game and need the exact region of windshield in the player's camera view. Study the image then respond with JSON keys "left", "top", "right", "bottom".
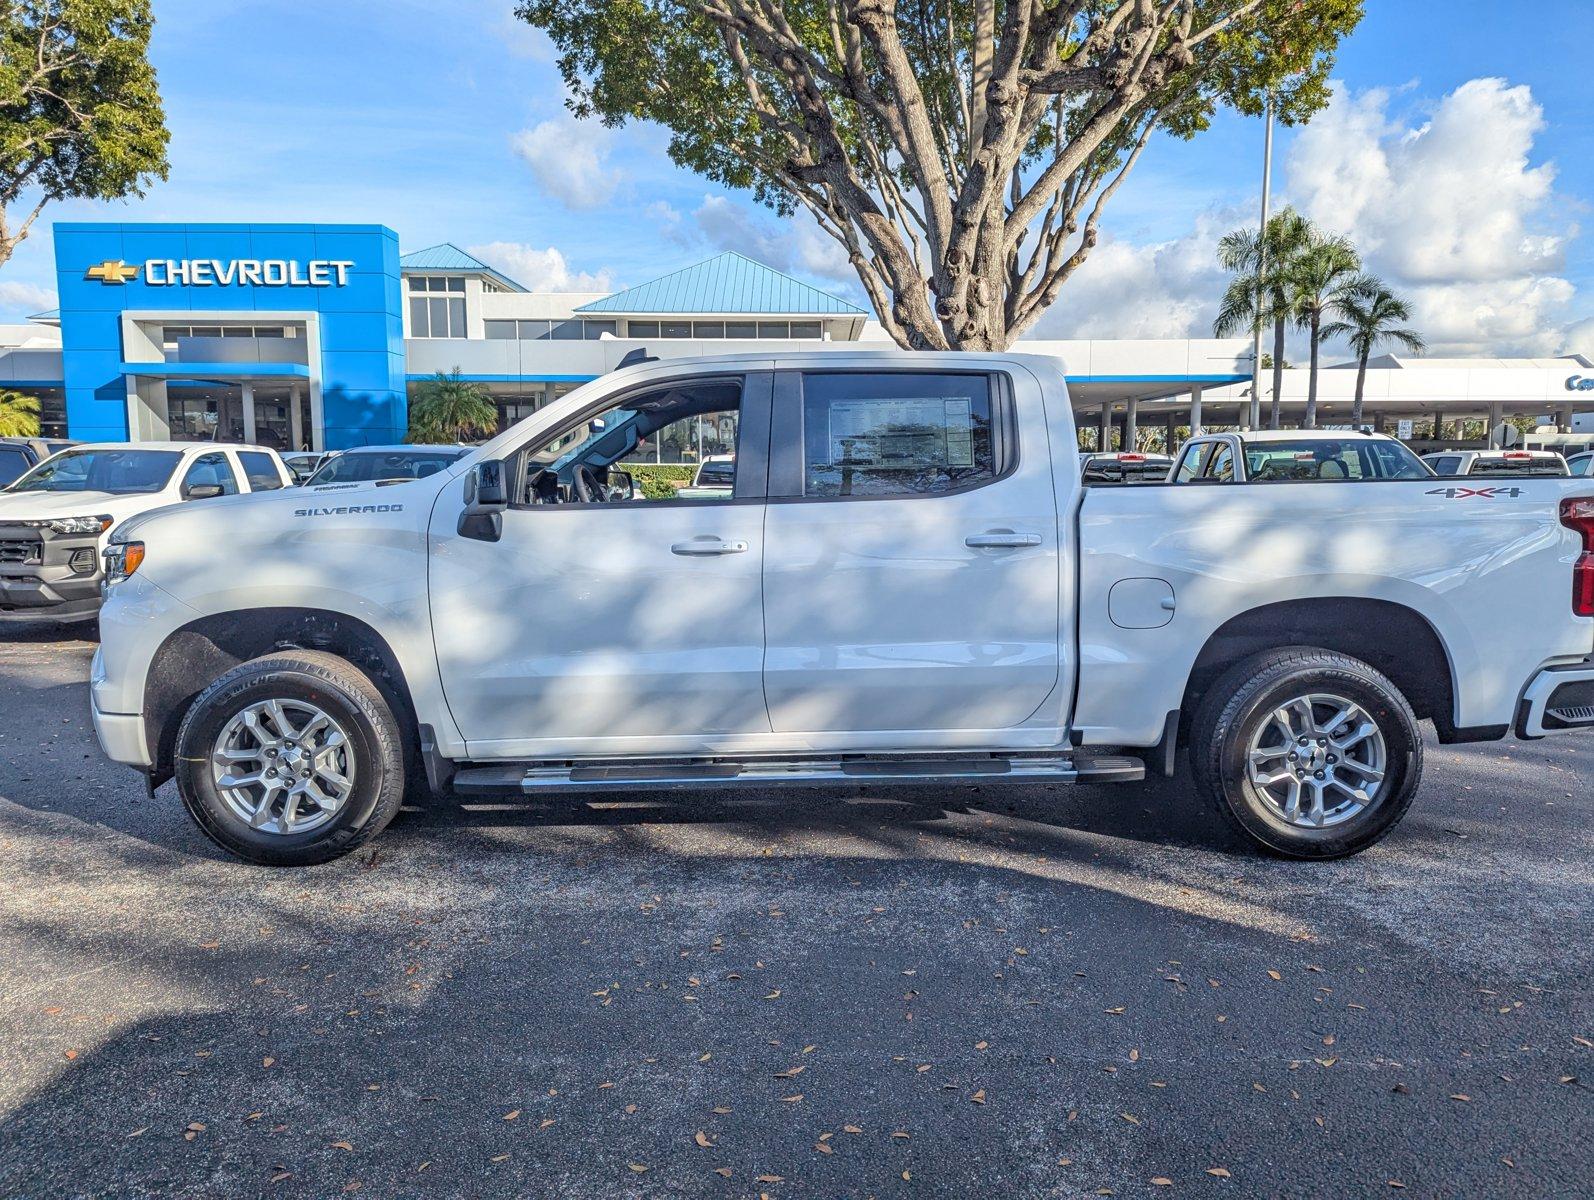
{"left": 1242, "top": 439, "right": 1429, "bottom": 482}
{"left": 7, "top": 448, "right": 181, "bottom": 494}
{"left": 306, "top": 449, "right": 465, "bottom": 486}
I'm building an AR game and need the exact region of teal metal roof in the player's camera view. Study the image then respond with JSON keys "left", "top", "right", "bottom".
{"left": 576, "top": 251, "right": 864, "bottom": 316}
{"left": 399, "top": 243, "right": 525, "bottom": 292}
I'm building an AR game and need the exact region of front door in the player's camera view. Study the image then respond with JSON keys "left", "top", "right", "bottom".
{"left": 760, "top": 367, "right": 1063, "bottom": 737}
{"left": 430, "top": 372, "right": 773, "bottom": 758}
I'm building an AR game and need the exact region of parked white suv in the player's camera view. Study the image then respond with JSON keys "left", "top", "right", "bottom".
{"left": 0, "top": 442, "right": 290, "bottom": 624}
{"left": 88, "top": 353, "right": 1594, "bottom": 865}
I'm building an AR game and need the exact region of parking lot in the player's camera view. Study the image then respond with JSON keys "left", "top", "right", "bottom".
{"left": 0, "top": 625, "right": 1589, "bottom": 1199}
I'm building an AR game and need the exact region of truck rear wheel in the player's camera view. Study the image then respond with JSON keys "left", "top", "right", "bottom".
{"left": 173, "top": 650, "right": 407, "bottom": 866}
{"left": 1190, "top": 647, "right": 1422, "bottom": 859}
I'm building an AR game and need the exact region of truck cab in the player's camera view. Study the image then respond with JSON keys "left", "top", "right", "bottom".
{"left": 87, "top": 353, "right": 1594, "bottom": 866}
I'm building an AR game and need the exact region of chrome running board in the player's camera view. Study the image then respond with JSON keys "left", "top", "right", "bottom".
{"left": 450, "top": 754, "right": 1144, "bottom": 797}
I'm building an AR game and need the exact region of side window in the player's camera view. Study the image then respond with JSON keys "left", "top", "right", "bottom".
{"left": 1173, "top": 443, "right": 1209, "bottom": 482}
{"left": 1429, "top": 455, "right": 1459, "bottom": 476}
{"left": 0, "top": 446, "right": 30, "bottom": 485}
{"left": 1205, "top": 443, "right": 1235, "bottom": 482}
{"left": 800, "top": 372, "right": 997, "bottom": 498}
{"left": 518, "top": 377, "right": 747, "bottom": 505}
{"left": 182, "top": 452, "right": 239, "bottom": 496}
{"left": 238, "top": 451, "right": 284, "bottom": 491}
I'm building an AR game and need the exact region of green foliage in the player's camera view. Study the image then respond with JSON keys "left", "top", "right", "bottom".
{"left": 624, "top": 462, "right": 695, "bottom": 500}
{"left": 0, "top": 0, "right": 170, "bottom": 264}
{"left": 1322, "top": 275, "right": 1425, "bottom": 425}
{"left": 0, "top": 389, "right": 40, "bottom": 437}
{"left": 406, "top": 369, "right": 499, "bottom": 444}
{"left": 517, "top": 1, "right": 1363, "bottom": 350}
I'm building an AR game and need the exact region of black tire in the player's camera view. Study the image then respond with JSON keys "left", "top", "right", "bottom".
{"left": 1190, "top": 646, "right": 1422, "bottom": 859}
{"left": 173, "top": 650, "right": 407, "bottom": 866}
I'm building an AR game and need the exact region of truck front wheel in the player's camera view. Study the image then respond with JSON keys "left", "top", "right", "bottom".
{"left": 1190, "top": 647, "right": 1423, "bottom": 859}
{"left": 173, "top": 650, "right": 407, "bottom": 866}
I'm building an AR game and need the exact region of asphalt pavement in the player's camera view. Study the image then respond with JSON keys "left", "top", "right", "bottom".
{"left": 0, "top": 624, "right": 1589, "bottom": 1199}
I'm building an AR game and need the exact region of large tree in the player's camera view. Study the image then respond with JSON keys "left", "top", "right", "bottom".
{"left": 520, "top": 0, "right": 1361, "bottom": 350}
{"left": 0, "top": 0, "right": 170, "bottom": 269}
{"left": 1321, "top": 276, "right": 1424, "bottom": 430}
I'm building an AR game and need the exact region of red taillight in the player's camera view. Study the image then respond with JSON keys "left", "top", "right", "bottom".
{"left": 1559, "top": 497, "right": 1594, "bottom": 616}
{"left": 1505, "top": 451, "right": 1533, "bottom": 460}
{"left": 1121, "top": 453, "right": 1146, "bottom": 462}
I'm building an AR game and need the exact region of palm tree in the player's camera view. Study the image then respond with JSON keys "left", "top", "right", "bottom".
{"left": 407, "top": 368, "right": 499, "bottom": 444}
{"left": 1214, "top": 207, "right": 1314, "bottom": 429}
{"left": 0, "top": 390, "right": 40, "bottom": 438}
{"left": 1284, "top": 233, "right": 1362, "bottom": 430}
{"left": 1321, "top": 278, "right": 1426, "bottom": 430}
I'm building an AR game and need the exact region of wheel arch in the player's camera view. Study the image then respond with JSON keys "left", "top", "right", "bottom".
{"left": 1177, "top": 597, "right": 1477, "bottom": 745}
{"left": 144, "top": 607, "right": 422, "bottom": 781}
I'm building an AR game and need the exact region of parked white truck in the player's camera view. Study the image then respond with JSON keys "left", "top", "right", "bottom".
{"left": 90, "top": 353, "right": 1594, "bottom": 866}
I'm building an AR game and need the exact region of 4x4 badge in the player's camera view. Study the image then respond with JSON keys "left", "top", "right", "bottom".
{"left": 1425, "top": 486, "right": 1523, "bottom": 498}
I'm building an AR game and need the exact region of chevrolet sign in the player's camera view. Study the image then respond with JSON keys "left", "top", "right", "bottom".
{"left": 86, "top": 258, "right": 356, "bottom": 286}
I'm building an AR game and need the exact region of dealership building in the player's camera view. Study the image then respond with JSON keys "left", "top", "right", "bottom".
{"left": 1, "top": 221, "right": 1590, "bottom": 452}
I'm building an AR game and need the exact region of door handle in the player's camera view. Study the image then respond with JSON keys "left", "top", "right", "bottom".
{"left": 965, "top": 530, "right": 1042, "bottom": 549}
{"left": 671, "top": 537, "right": 750, "bottom": 556}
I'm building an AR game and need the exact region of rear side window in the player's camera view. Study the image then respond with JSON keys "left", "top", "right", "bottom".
{"left": 1427, "top": 455, "right": 1460, "bottom": 476}
{"left": 0, "top": 446, "right": 29, "bottom": 485}
{"left": 800, "top": 372, "right": 997, "bottom": 498}
{"left": 238, "top": 451, "right": 284, "bottom": 491}
{"left": 182, "top": 452, "right": 239, "bottom": 495}
{"left": 1173, "top": 444, "right": 1210, "bottom": 482}
{"left": 1205, "top": 444, "right": 1235, "bottom": 481}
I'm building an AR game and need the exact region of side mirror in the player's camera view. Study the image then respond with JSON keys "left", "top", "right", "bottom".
{"left": 607, "top": 469, "right": 637, "bottom": 501}
{"left": 183, "top": 483, "right": 225, "bottom": 500}
{"left": 459, "top": 458, "right": 508, "bottom": 542}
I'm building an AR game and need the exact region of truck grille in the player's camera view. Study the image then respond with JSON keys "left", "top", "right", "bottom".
{"left": 0, "top": 538, "right": 41, "bottom": 565}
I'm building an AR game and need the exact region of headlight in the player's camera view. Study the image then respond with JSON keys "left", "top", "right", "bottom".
{"left": 102, "top": 541, "right": 145, "bottom": 585}
{"left": 24, "top": 514, "right": 114, "bottom": 536}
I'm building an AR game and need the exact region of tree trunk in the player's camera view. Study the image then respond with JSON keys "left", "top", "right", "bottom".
{"left": 1269, "top": 316, "right": 1286, "bottom": 429}
{"left": 1352, "top": 349, "right": 1369, "bottom": 430}
{"left": 1304, "top": 314, "right": 1320, "bottom": 430}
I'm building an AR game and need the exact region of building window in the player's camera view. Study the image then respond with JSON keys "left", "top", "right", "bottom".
{"left": 759, "top": 321, "right": 790, "bottom": 338}
{"left": 484, "top": 320, "right": 516, "bottom": 340}
{"left": 628, "top": 320, "right": 659, "bottom": 338}
{"left": 411, "top": 294, "right": 467, "bottom": 338}
{"left": 790, "top": 321, "right": 822, "bottom": 339}
{"left": 583, "top": 320, "right": 616, "bottom": 339}
{"left": 408, "top": 275, "right": 466, "bottom": 293}
{"left": 725, "top": 320, "right": 757, "bottom": 338}
{"left": 661, "top": 321, "right": 691, "bottom": 338}
{"left": 551, "top": 320, "right": 584, "bottom": 341}
{"left": 693, "top": 321, "right": 725, "bottom": 338}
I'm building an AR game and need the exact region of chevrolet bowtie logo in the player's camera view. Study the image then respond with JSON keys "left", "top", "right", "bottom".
{"left": 85, "top": 259, "right": 140, "bottom": 284}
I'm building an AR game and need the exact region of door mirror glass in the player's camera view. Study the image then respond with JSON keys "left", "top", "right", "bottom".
{"left": 182, "top": 482, "right": 225, "bottom": 500}
{"left": 459, "top": 459, "right": 508, "bottom": 541}
{"left": 606, "top": 469, "right": 636, "bottom": 501}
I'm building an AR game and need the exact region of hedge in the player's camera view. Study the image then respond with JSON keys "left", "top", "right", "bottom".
{"left": 624, "top": 463, "right": 697, "bottom": 500}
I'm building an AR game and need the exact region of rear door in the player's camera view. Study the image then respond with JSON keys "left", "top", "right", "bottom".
{"left": 760, "top": 366, "right": 1063, "bottom": 736}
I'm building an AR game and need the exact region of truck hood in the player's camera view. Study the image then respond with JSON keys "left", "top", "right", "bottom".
{"left": 0, "top": 489, "right": 169, "bottom": 525}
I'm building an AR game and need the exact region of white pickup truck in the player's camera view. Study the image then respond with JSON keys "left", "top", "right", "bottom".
{"left": 89, "top": 353, "right": 1594, "bottom": 866}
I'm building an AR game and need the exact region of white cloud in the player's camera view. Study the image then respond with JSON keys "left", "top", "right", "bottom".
{"left": 467, "top": 241, "right": 613, "bottom": 292}
{"left": 511, "top": 118, "right": 620, "bottom": 210}
{"left": 1284, "top": 77, "right": 1584, "bottom": 355}
{"left": 1033, "top": 77, "right": 1590, "bottom": 357}
{"left": 1031, "top": 210, "right": 1234, "bottom": 341}
{"left": 0, "top": 280, "right": 56, "bottom": 317}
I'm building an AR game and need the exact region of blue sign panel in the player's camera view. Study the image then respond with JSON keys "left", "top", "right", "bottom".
{"left": 52, "top": 223, "right": 405, "bottom": 447}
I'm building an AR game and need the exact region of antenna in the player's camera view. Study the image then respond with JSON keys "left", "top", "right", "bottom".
{"left": 616, "top": 348, "right": 658, "bottom": 370}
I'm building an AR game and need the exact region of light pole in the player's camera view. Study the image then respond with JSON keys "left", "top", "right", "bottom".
{"left": 1249, "top": 92, "right": 1274, "bottom": 430}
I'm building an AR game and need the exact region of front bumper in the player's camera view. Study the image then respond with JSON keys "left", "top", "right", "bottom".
{"left": 0, "top": 524, "right": 106, "bottom": 621}
{"left": 1517, "top": 662, "right": 1594, "bottom": 738}
{"left": 91, "top": 693, "right": 152, "bottom": 769}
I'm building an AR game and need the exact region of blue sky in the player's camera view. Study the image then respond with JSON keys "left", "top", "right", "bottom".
{"left": 2, "top": 0, "right": 1591, "bottom": 355}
